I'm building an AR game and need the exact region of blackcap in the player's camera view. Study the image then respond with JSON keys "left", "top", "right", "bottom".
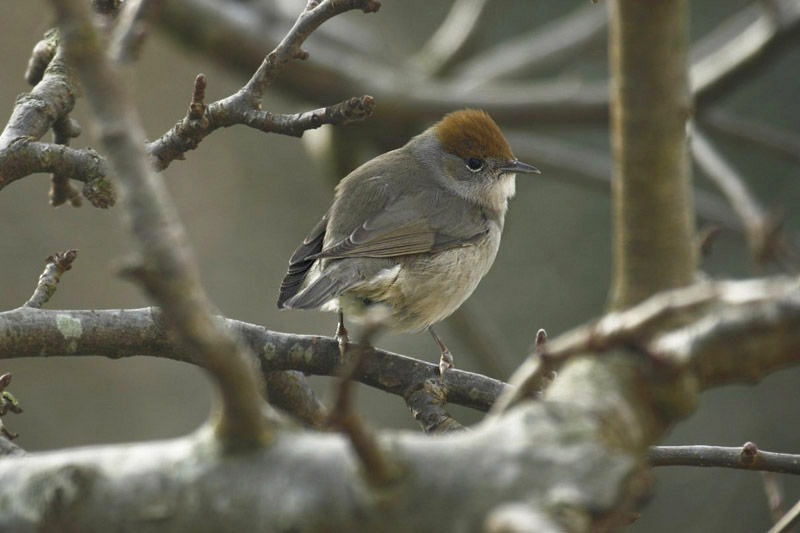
{"left": 278, "top": 109, "right": 539, "bottom": 382}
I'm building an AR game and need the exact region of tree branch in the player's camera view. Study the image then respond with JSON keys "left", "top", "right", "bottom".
{"left": 23, "top": 249, "right": 78, "bottom": 309}
{"left": 690, "top": 124, "right": 786, "bottom": 265}
{"left": 52, "top": 0, "right": 271, "bottom": 450}
{"left": 649, "top": 443, "right": 800, "bottom": 475}
{"left": 608, "top": 0, "right": 696, "bottom": 309}
{"left": 0, "top": 306, "right": 506, "bottom": 413}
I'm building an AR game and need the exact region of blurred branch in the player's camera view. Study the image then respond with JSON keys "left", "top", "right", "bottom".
{"left": 608, "top": 0, "right": 696, "bottom": 310}
{"left": 158, "top": 0, "right": 800, "bottom": 129}
{"left": 23, "top": 249, "right": 78, "bottom": 309}
{"left": 327, "top": 321, "right": 401, "bottom": 486}
{"left": 53, "top": 0, "right": 272, "bottom": 450}
{"left": 699, "top": 110, "right": 800, "bottom": 165}
{"left": 692, "top": 0, "right": 800, "bottom": 105}
{"left": 648, "top": 442, "right": 800, "bottom": 475}
{"left": 767, "top": 497, "right": 800, "bottom": 533}
{"left": 409, "top": 0, "right": 490, "bottom": 77}
{"left": 506, "top": 130, "right": 742, "bottom": 231}
{"left": 453, "top": 4, "right": 608, "bottom": 86}
{"left": 498, "top": 277, "right": 800, "bottom": 400}
{"left": 690, "top": 124, "right": 787, "bottom": 265}
{"left": 762, "top": 472, "right": 787, "bottom": 523}
{"left": 109, "top": 0, "right": 164, "bottom": 62}
{"left": 3, "top": 276, "right": 800, "bottom": 528}
{"left": 490, "top": 329, "right": 550, "bottom": 416}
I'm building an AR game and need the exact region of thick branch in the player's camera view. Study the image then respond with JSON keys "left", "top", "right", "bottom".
{"left": 0, "top": 307, "right": 506, "bottom": 413}
{"left": 608, "top": 0, "right": 696, "bottom": 309}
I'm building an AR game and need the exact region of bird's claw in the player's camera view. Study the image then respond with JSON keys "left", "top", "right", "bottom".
{"left": 438, "top": 349, "right": 454, "bottom": 385}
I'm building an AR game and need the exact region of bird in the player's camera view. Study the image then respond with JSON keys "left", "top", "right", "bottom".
{"left": 277, "top": 109, "right": 539, "bottom": 383}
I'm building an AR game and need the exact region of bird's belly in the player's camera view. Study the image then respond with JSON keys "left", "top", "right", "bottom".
{"left": 341, "top": 230, "right": 501, "bottom": 332}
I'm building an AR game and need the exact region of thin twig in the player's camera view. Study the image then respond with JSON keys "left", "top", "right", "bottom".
{"left": 649, "top": 443, "right": 800, "bottom": 475}
{"left": 766, "top": 497, "right": 800, "bottom": 533}
{"left": 489, "top": 329, "right": 550, "bottom": 416}
{"left": 23, "top": 249, "right": 78, "bottom": 309}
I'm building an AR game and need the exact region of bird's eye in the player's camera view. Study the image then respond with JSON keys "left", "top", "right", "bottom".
{"left": 466, "top": 157, "right": 485, "bottom": 172}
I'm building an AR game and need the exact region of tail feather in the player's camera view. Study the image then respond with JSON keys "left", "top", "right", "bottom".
{"left": 283, "top": 271, "right": 348, "bottom": 310}
{"left": 277, "top": 214, "right": 328, "bottom": 308}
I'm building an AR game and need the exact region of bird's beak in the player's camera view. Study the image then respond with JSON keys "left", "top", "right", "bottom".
{"left": 498, "top": 159, "right": 540, "bottom": 174}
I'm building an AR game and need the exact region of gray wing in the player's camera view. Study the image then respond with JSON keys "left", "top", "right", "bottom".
{"left": 311, "top": 192, "right": 490, "bottom": 260}
{"left": 279, "top": 149, "right": 490, "bottom": 310}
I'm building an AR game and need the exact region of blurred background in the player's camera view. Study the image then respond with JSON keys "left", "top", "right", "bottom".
{"left": 1, "top": 0, "right": 799, "bottom": 531}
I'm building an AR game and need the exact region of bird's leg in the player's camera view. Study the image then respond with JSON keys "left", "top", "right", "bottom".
{"left": 335, "top": 310, "right": 349, "bottom": 364}
{"left": 428, "top": 326, "right": 454, "bottom": 385}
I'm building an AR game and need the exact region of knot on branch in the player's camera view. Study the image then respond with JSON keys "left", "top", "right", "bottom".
{"left": 82, "top": 174, "right": 116, "bottom": 208}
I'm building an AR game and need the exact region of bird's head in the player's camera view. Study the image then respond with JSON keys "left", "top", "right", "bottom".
{"left": 423, "top": 109, "right": 540, "bottom": 211}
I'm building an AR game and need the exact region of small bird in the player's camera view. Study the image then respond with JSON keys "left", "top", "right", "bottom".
{"left": 277, "top": 109, "right": 539, "bottom": 382}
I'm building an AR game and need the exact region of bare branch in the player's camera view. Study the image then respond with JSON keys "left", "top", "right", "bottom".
{"left": 0, "top": 306, "right": 507, "bottom": 413}
{"left": 649, "top": 443, "right": 800, "bottom": 475}
{"left": 23, "top": 249, "right": 78, "bottom": 309}
{"left": 264, "top": 371, "right": 327, "bottom": 428}
{"left": 608, "top": 0, "right": 695, "bottom": 309}
{"left": 505, "top": 130, "right": 742, "bottom": 232}
{"left": 692, "top": 0, "right": 800, "bottom": 105}
{"left": 404, "top": 380, "right": 467, "bottom": 434}
{"left": 453, "top": 4, "right": 607, "bottom": 86}
{"left": 52, "top": 0, "right": 271, "bottom": 450}
{"left": 327, "top": 321, "right": 401, "bottom": 486}
{"left": 691, "top": 124, "right": 784, "bottom": 265}
{"left": 110, "top": 0, "right": 164, "bottom": 62}
{"left": 767, "top": 497, "right": 800, "bottom": 533}
{"left": 700, "top": 110, "right": 800, "bottom": 165}
{"left": 409, "top": 0, "right": 490, "bottom": 77}
{"left": 490, "top": 330, "right": 551, "bottom": 416}
{"left": 762, "top": 472, "right": 787, "bottom": 523}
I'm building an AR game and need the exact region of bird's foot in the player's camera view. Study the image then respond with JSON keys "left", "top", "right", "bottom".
{"left": 438, "top": 348, "right": 454, "bottom": 385}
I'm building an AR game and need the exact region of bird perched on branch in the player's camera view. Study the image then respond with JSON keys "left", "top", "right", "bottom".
{"left": 278, "top": 109, "right": 539, "bottom": 382}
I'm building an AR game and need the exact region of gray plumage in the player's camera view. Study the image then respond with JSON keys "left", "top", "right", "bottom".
{"left": 277, "top": 110, "right": 538, "bottom": 334}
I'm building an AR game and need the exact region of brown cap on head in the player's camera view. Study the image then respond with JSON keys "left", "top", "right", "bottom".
{"left": 433, "top": 109, "right": 514, "bottom": 161}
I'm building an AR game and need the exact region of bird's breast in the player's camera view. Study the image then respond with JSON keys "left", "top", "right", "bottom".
{"left": 356, "top": 225, "right": 502, "bottom": 332}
